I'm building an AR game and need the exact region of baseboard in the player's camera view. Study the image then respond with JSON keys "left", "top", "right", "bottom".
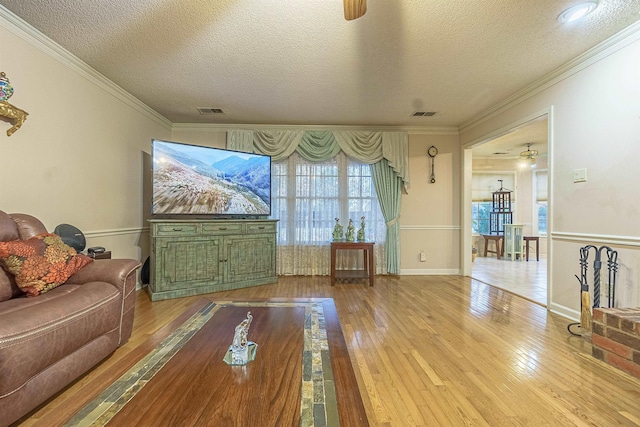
{"left": 549, "top": 302, "right": 579, "bottom": 322}
{"left": 400, "top": 268, "right": 461, "bottom": 275}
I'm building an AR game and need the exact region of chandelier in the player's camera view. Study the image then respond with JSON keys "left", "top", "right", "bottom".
{"left": 520, "top": 143, "right": 538, "bottom": 168}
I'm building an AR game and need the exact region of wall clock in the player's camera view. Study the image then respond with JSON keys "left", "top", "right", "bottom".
{"left": 427, "top": 146, "right": 438, "bottom": 183}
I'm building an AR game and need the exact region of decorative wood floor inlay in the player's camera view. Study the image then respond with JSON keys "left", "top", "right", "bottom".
{"left": 66, "top": 300, "right": 338, "bottom": 427}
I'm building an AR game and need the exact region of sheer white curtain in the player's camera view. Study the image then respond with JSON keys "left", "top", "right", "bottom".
{"left": 272, "top": 151, "right": 386, "bottom": 275}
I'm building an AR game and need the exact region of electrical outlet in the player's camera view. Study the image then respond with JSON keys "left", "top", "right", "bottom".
{"left": 420, "top": 251, "right": 426, "bottom": 262}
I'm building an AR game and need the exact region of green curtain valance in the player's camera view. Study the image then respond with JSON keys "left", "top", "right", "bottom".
{"left": 227, "top": 129, "right": 409, "bottom": 189}
{"left": 298, "top": 130, "right": 342, "bottom": 161}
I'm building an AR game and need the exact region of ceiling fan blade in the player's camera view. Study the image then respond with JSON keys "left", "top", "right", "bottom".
{"left": 344, "top": 0, "right": 367, "bottom": 20}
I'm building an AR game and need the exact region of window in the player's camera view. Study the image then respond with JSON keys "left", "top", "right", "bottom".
{"left": 271, "top": 152, "right": 385, "bottom": 246}
{"left": 472, "top": 202, "right": 492, "bottom": 235}
{"left": 271, "top": 152, "right": 386, "bottom": 275}
{"left": 535, "top": 171, "right": 548, "bottom": 235}
{"left": 537, "top": 202, "right": 548, "bottom": 235}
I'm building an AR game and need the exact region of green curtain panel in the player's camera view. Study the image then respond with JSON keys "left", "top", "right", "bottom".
{"left": 371, "top": 159, "right": 402, "bottom": 274}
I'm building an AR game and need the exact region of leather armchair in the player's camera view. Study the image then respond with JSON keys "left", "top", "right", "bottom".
{"left": 0, "top": 210, "right": 141, "bottom": 426}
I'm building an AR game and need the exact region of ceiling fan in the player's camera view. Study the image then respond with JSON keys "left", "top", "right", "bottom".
{"left": 344, "top": 0, "right": 367, "bottom": 20}
{"left": 520, "top": 143, "right": 539, "bottom": 168}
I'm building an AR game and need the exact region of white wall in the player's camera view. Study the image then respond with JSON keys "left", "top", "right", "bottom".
{"left": 0, "top": 12, "right": 171, "bottom": 262}
{"left": 170, "top": 127, "right": 227, "bottom": 149}
{"left": 401, "top": 133, "right": 460, "bottom": 274}
{"left": 461, "top": 24, "right": 640, "bottom": 316}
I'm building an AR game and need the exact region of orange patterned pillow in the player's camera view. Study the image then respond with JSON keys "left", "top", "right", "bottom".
{"left": 0, "top": 233, "right": 93, "bottom": 296}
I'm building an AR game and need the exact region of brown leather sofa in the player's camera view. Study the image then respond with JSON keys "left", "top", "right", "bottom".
{"left": 0, "top": 211, "right": 141, "bottom": 426}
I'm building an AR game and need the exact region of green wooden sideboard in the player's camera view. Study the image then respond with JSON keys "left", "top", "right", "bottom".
{"left": 148, "top": 219, "right": 278, "bottom": 301}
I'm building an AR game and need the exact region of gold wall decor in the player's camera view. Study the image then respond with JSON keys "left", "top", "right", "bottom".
{"left": 0, "top": 72, "right": 28, "bottom": 136}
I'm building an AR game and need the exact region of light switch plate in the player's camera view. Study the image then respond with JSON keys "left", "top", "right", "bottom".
{"left": 573, "top": 168, "right": 587, "bottom": 183}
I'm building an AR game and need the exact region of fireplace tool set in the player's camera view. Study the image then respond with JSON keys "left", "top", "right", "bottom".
{"left": 567, "top": 245, "right": 619, "bottom": 336}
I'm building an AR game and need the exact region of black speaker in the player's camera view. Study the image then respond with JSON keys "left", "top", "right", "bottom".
{"left": 53, "top": 224, "right": 86, "bottom": 252}
{"left": 141, "top": 256, "right": 150, "bottom": 285}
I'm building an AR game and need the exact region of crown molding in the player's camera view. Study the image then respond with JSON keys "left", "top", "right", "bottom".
{"left": 459, "top": 19, "right": 640, "bottom": 134}
{"left": 0, "top": 6, "right": 172, "bottom": 130}
{"left": 171, "top": 122, "right": 459, "bottom": 135}
{"left": 406, "top": 126, "right": 459, "bottom": 135}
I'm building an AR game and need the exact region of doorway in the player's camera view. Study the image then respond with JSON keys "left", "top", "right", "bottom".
{"left": 464, "top": 115, "right": 550, "bottom": 306}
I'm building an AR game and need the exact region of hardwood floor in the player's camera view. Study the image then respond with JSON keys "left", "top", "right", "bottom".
{"left": 472, "top": 254, "right": 547, "bottom": 306}
{"left": 20, "top": 275, "right": 640, "bottom": 426}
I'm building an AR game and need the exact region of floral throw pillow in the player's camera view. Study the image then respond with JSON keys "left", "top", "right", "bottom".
{"left": 0, "top": 233, "right": 93, "bottom": 296}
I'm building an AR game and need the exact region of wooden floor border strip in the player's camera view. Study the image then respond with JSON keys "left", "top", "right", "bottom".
{"left": 64, "top": 299, "right": 347, "bottom": 427}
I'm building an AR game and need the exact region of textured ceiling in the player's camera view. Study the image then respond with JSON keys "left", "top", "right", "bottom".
{"left": 1, "top": 0, "right": 639, "bottom": 127}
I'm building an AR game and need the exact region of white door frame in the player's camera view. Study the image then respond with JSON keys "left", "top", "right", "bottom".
{"left": 460, "top": 107, "right": 554, "bottom": 308}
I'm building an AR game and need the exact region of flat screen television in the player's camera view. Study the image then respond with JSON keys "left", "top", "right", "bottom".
{"left": 151, "top": 139, "right": 271, "bottom": 217}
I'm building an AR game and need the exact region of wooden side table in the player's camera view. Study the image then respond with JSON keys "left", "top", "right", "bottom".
{"left": 523, "top": 236, "right": 539, "bottom": 261}
{"left": 330, "top": 241, "right": 374, "bottom": 286}
{"left": 481, "top": 235, "right": 504, "bottom": 259}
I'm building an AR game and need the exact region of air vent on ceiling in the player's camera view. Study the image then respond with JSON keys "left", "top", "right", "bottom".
{"left": 492, "top": 152, "right": 509, "bottom": 155}
{"left": 197, "top": 107, "right": 225, "bottom": 115}
{"left": 412, "top": 111, "right": 436, "bottom": 117}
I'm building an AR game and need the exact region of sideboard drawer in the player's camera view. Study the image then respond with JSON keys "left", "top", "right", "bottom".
{"left": 202, "top": 222, "right": 244, "bottom": 235}
{"left": 246, "top": 222, "right": 277, "bottom": 234}
{"left": 155, "top": 224, "right": 198, "bottom": 236}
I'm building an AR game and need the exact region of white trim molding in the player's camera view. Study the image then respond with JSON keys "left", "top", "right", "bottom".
{"left": 462, "top": 109, "right": 550, "bottom": 149}
{"left": 549, "top": 302, "right": 579, "bottom": 322}
{"left": 401, "top": 268, "right": 461, "bottom": 276}
{"left": 552, "top": 232, "right": 640, "bottom": 248}
{"left": 400, "top": 225, "right": 461, "bottom": 230}
{"left": 171, "top": 122, "right": 459, "bottom": 135}
{"left": 85, "top": 227, "right": 149, "bottom": 239}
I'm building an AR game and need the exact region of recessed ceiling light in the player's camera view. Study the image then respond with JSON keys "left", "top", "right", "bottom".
{"left": 557, "top": 2, "right": 598, "bottom": 24}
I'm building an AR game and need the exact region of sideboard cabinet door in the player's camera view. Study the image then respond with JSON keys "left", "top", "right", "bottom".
{"left": 154, "top": 236, "right": 223, "bottom": 292}
{"left": 225, "top": 233, "right": 276, "bottom": 283}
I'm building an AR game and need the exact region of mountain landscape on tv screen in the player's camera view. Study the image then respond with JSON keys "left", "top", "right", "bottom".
{"left": 153, "top": 143, "right": 270, "bottom": 215}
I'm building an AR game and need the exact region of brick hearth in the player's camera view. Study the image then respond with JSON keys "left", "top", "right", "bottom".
{"left": 592, "top": 308, "right": 640, "bottom": 379}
